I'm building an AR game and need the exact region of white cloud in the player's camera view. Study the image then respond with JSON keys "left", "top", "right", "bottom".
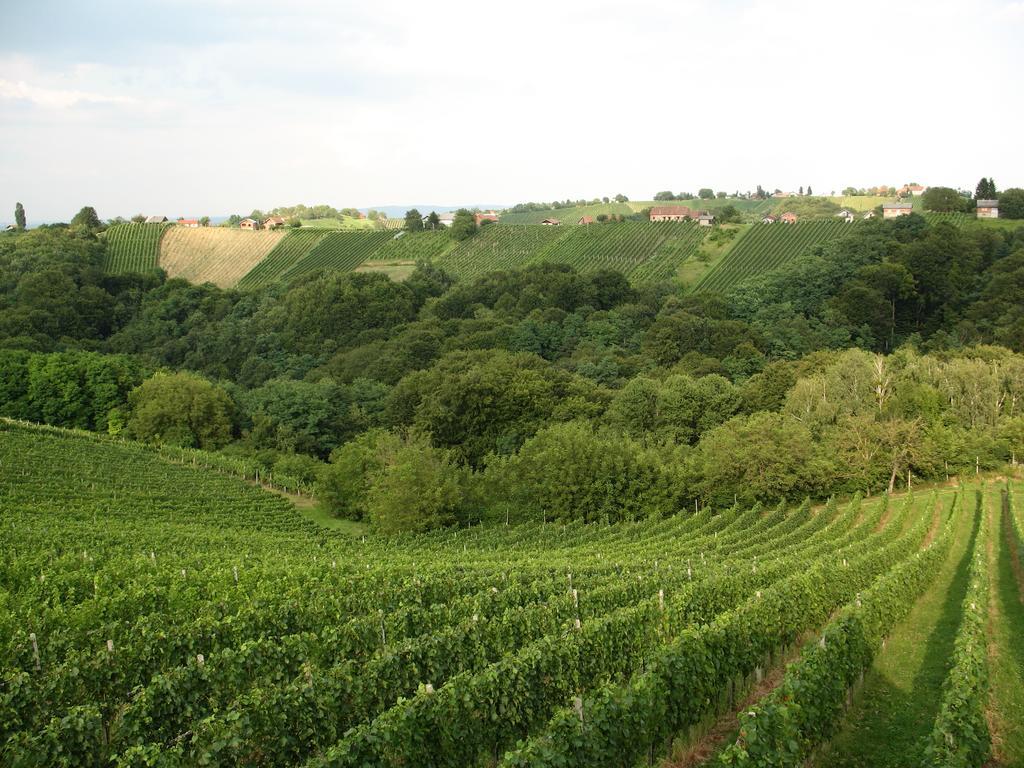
{"left": 0, "top": 78, "right": 134, "bottom": 109}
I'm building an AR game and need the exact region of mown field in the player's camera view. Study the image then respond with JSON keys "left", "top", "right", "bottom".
{"left": 691, "top": 220, "right": 856, "bottom": 294}
{"left": 2, "top": 420, "right": 1020, "bottom": 767}
{"left": 159, "top": 227, "right": 286, "bottom": 288}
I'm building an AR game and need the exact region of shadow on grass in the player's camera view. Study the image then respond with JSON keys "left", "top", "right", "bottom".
{"left": 818, "top": 504, "right": 979, "bottom": 768}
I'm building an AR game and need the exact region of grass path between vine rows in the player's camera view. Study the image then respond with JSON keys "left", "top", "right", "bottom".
{"left": 808, "top": 490, "right": 976, "bottom": 768}
{"left": 986, "top": 483, "right": 1024, "bottom": 766}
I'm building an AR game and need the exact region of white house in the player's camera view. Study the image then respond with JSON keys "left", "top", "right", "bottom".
{"left": 144, "top": 215, "right": 168, "bottom": 224}
{"left": 882, "top": 202, "right": 913, "bottom": 219}
{"left": 697, "top": 213, "right": 715, "bottom": 226}
{"left": 836, "top": 209, "right": 855, "bottom": 223}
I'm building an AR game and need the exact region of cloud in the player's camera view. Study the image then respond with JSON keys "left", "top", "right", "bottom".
{"left": 0, "top": 78, "right": 134, "bottom": 109}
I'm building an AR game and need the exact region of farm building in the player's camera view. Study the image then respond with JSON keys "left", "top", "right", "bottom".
{"left": 882, "top": 202, "right": 913, "bottom": 219}
{"left": 779, "top": 212, "right": 798, "bottom": 224}
{"left": 761, "top": 214, "right": 778, "bottom": 224}
{"left": 649, "top": 206, "right": 695, "bottom": 222}
{"left": 475, "top": 211, "right": 500, "bottom": 226}
{"left": 541, "top": 218, "right": 562, "bottom": 226}
{"left": 144, "top": 215, "right": 168, "bottom": 223}
{"left": 577, "top": 216, "right": 594, "bottom": 225}
{"left": 862, "top": 211, "right": 877, "bottom": 219}
{"left": 976, "top": 200, "right": 999, "bottom": 218}
{"left": 177, "top": 218, "right": 200, "bottom": 228}
{"left": 437, "top": 212, "right": 455, "bottom": 227}
{"left": 263, "top": 216, "right": 287, "bottom": 229}
{"left": 698, "top": 213, "right": 715, "bottom": 226}
{"left": 898, "top": 184, "right": 927, "bottom": 197}
{"left": 836, "top": 209, "right": 855, "bottom": 223}
{"left": 240, "top": 218, "right": 260, "bottom": 230}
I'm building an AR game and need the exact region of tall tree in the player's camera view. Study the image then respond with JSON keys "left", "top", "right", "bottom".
{"left": 403, "top": 209, "right": 424, "bottom": 232}
{"left": 807, "top": 185, "right": 813, "bottom": 196}
{"left": 975, "top": 177, "right": 997, "bottom": 199}
{"left": 425, "top": 211, "right": 441, "bottom": 229}
{"left": 14, "top": 202, "right": 26, "bottom": 230}
{"left": 70, "top": 206, "right": 101, "bottom": 229}
{"left": 449, "top": 209, "right": 477, "bottom": 241}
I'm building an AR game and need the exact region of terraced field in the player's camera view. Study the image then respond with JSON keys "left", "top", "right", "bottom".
{"left": 692, "top": 220, "right": 856, "bottom": 294}
{"left": 102, "top": 223, "right": 170, "bottom": 274}
{"left": 2, "top": 421, "right": 1021, "bottom": 767}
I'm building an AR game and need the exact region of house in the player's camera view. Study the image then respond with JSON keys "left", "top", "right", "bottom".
{"left": 3, "top": 224, "right": 16, "bottom": 232}
{"left": 772, "top": 191, "right": 790, "bottom": 198}
{"left": 862, "top": 210, "right": 876, "bottom": 219}
{"left": 976, "top": 199, "right": 999, "bottom": 219}
{"left": 541, "top": 218, "right": 561, "bottom": 226}
{"left": 780, "top": 212, "right": 798, "bottom": 224}
{"left": 882, "top": 201, "right": 913, "bottom": 219}
{"left": 240, "top": 218, "right": 260, "bottom": 230}
{"left": 898, "top": 184, "right": 927, "bottom": 197}
{"left": 761, "top": 214, "right": 778, "bottom": 224}
{"left": 697, "top": 213, "right": 715, "bottom": 226}
{"left": 475, "top": 211, "right": 500, "bottom": 226}
{"left": 836, "top": 209, "right": 855, "bottom": 223}
{"left": 356, "top": 211, "right": 367, "bottom": 219}
{"left": 263, "top": 216, "right": 287, "bottom": 229}
{"left": 438, "top": 212, "right": 455, "bottom": 227}
{"left": 577, "top": 216, "right": 594, "bottom": 225}
{"left": 649, "top": 206, "right": 695, "bottom": 222}
{"left": 177, "top": 218, "right": 200, "bottom": 228}
{"left": 144, "top": 215, "right": 168, "bottom": 224}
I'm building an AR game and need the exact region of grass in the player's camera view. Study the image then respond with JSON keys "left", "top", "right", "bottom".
{"left": 300, "top": 216, "right": 377, "bottom": 230}
{"left": 677, "top": 223, "right": 748, "bottom": 287}
{"left": 266, "top": 484, "right": 371, "bottom": 536}
{"left": 354, "top": 261, "right": 417, "bottom": 281}
{"left": 810, "top": 492, "right": 977, "bottom": 767}
{"left": 987, "top": 483, "right": 1024, "bottom": 765}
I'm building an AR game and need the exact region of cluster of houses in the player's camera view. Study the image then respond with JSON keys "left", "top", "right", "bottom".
{"left": 420, "top": 211, "right": 501, "bottom": 228}
{"left": 240, "top": 216, "right": 287, "bottom": 230}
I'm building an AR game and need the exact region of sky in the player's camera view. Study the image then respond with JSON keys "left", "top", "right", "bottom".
{"left": 1, "top": 0, "right": 1023, "bottom": 223}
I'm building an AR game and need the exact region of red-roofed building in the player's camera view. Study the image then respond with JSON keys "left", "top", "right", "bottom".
{"left": 177, "top": 218, "right": 200, "bottom": 228}
{"left": 239, "top": 218, "right": 260, "bottom": 230}
{"left": 779, "top": 212, "right": 798, "bottom": 224}
{"left": 263, "top": 216, "right": 287, "bottom": 229}
{"left": 475, "top": 211, "right": 500, "bottom": 226}
{"left": 540, "top": 218, "right": 561, "bottom": 226}
{"left": 649, "top": 206, "right": 695, "bottom": 222}
{"left": 577, "top": 216, "right": 595, "bottom": 225}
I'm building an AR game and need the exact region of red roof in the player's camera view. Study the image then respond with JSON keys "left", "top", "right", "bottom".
{"left": 177, "top": 218, "right": 199, "bottom": 225}
{"left": 578, "top": 216, "right": 595, "bottom": 225}
{"left": 780, "top": 212, "right": 798, "bottom": 221}
{"left": 649, "top": 206, "right": 695, "bottom": 217}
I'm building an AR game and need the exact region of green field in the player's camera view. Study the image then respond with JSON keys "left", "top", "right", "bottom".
{"left": 832, "top": 195, "right": 892, "bottom": 211}
{"left": 277, "top": 230, "right": 394, "bottom": 282}
{"left": 692, "top": 220, "right": 856, "bottom": 294}
{"left": 434, "top": 221, "right": 707, "bottom": 283}
{"left": 235, "top": 229, "right": 329, "bottom": 289}
{"left": 369, "top": 230, "right": 455, "bottom": 262}
{"left": 299, "top": 216, "right": 376, "bottom": 230}
{"left": 3, "top": 420, "right": 1017, "bottom": 766}
{"left": 498, "top": 203, "right": 636, "bottom": 225}
{"left": 101, "top": 223, "right": 170, "bottom": 274}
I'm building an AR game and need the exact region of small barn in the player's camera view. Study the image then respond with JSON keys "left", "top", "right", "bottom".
{"left": 577, "top": 216, "right": 594, "bottom": 225}
{"left": 541, "top": 218, "right": 562, "bottom": 226}
{"left": 836, "top": 209, "right": 855, "bottom": 223}
{"left": 240, "top": 218, "right": 260, "bottom": 230}
{"left": 761, "top": 214, "right": 778, "bottom": 224}
{"left": 144, "top": 215, "right": 168, "bottom": 224}
{"left": 649, "top": 206, "right": 695, "bottom": 222}
{"left": 177, "top": 218, "right": 200, "bottom": 228}
{"left": 779, "top": 212, "right": 798, "bottom": 224}
{"left": 263, "top": 216, "right": 287, "bottom": 229}
{"left": 882, "top": 202, "right": 913, "bottom": 219}
{"left": 976, "top": 200, "right": 999, "bottom": 219}
{"left": 475, "top": 211, "right": 500, "bottom": 226}
{"left": 698, "top": 213, "right": 715, "bottom": 226}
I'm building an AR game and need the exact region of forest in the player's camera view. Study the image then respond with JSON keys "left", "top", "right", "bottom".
{"left": 2, "top": 214, "right": 1023, "bottom": 532}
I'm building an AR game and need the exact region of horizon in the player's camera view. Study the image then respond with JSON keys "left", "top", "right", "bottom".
{"left": 2, "top": 0, "right": 1023, "bottom": 223}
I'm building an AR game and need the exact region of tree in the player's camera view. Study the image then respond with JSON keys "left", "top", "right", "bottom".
{"left": 613, "top": 193, "right": 629, "bottom": 203}
{"left": 425, "top": 211, "right": 441, "bottom": 229}
{"left": 70, "top": 206, "right": 101, "bottom": 229}
{"left": 975, "top": 177, "right": 997, "bottom": 200}
{"left": 799, "top": 186, "right": 804, "bottom": 196}
{"left": 921, "top": 186, "right": 968, "bottom": 213}
{"left": 199, "top": 216, "right": 210, "bottom": 227}
{"left": 807, "top": 185, "right": 812, "bottom": 196}
{"left": 654, "top": 191, "right": 676, "bottom": 201}
{"left": 404, "top": 208, "right": 424, "bottom": 232}
{"left": 999, "top": 188, "right": 1024, "bottom": 219}
{"left": 716, "top": 204, "right": 741, "bottom": 224}
{"left": 14, "top": 202, "right": 26, "bottom": 230}
{"left": 449, "top": 209, "right": 477, "bottom": 241}
{"left": 131, "top": 214, "right": 146, "bottom": 224}
{"left": 127, "top": 371, "right": 235, "bottom": 449}
{"left": 698, "top": 188, "right": 714, "bottom": 200}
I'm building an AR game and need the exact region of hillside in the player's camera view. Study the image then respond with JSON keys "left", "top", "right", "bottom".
{"left": 102, "top": 222, "right": 170, "bottom": 274}
{"left": 5, "top": 419, "right": 1018, "bottom": 766}
{"left": 691, "top": 219, "right": 857, "bottom": 294}
{"left": 160, "top": 227, "right": 286, "bottom": 287}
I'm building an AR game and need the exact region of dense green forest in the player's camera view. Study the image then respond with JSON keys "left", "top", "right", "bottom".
{"left": 2, "top": 214, "right": 1024, "bottom": 531}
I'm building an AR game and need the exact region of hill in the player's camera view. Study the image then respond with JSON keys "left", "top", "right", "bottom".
{"left": 5, "top": 419, "right": 1012, "bottom": 767}
{"left": 691, "top": 219, "right": 856, "bottom": 294}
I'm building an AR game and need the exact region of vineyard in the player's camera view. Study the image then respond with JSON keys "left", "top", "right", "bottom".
{"left": 159, "top": 227, "right": 286, "bottom": 288}
{"left": 236, "top": 230, "right": 330, "bottom": 290}
{"left": 3, "top": 420, "right": 1021, "bottom": 766}
{"left": 692, "top": 220, "right": 856, "bottom": 294}
{"left": 275, "top": 231, "right": 395, "bottom": 282}
{"left": 102, "top": 223, "right": 170, "bottom": 274}
{"left": 366, "top": 230, "right": 455, "bottom": 263}
{"left": 435, "top": 222, "right": 707, "bottom": 283}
